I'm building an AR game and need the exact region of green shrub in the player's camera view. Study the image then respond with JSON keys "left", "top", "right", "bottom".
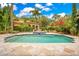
{"left": 70, "top": 27, "right": 77, "bottom": 35}
{"left": 14, "top": 24, "right": 33, "bottom": 32}
{"left": 54, "top": 26, "right": 64, "bottom": 32}
{"left": 47, "top": 26, "right": 54, "bottom": 31}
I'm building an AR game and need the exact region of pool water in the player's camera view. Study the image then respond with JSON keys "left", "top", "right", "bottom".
{"left": 5, "top": 34, "right": 74, "bottom": 43}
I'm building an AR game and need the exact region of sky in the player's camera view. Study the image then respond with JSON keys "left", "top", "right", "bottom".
{"left": 13, "top": 3, "right": 72, "bottom": 18}
{"left": 0, "top": 3, "right": 79, "bottom": 18}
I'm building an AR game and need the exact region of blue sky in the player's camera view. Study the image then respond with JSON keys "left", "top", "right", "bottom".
{"left": 13, "top": 3, "right": 79, "bottom": 18}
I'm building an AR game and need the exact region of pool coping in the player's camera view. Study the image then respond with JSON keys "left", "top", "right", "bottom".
{"left": 0, "top": 32, "right": 79, "bottom": 43}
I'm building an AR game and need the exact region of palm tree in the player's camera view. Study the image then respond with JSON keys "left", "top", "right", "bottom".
{"left": 72, "top": 3, "right": 77, "bottom": 21}
{"left": 71, "top": 3, "right": 78, "bottom": 35}
{"left": 30, "top": 8, "right": 40, "bottom": 21}
{"left": 3, "top": 6, "right": 10, "bottom": 32}
{"left": 9, "top": 3, "right": 13, "bottom": 31}
{"left": 0, "top": 7, "right": 3, "bottom": 31}
{"left": 30, "top": 8, "right": 41, "bottom": 31}
{"left": 76, "top": 10, "right": 79, "bottom": 34}
{"left": 0, "top": 3, "right": 11, "bottom": 32}
{"left": 0, "top": 5, "right": 2, "bottom": 22}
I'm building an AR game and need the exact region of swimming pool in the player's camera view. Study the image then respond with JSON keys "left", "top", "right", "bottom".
{"left": 5, "top": 34, "right": 74, "bottom": 43}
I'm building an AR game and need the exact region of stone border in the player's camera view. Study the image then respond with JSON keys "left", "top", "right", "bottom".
{"left": 0, "top": 32, "right": 79, "bottom": 43}
{"left": 46, "top": 33, "right": 79, "bottom": 42}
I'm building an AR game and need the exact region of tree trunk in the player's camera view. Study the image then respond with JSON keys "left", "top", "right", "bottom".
{"left": 4, "top": 24, "right": 7, "bottom": 32}
{"left": 10, "top": 3, "right": 13, "bottom": 32}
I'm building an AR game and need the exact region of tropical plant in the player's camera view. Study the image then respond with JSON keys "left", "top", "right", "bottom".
{"left": 14, "top": 24, "right": 33, "bottom": 32}
{"left": 30, "top": 8, "right": 41, "bottom": 20}
{"left": 71, "top": 3, "right": 78, "bottom": 35}
{"left": 2, "top": 6, "right": 10, "bottom": 32}
{"left": 9, "top": 3, "right": 14, "bottom": 31}
{"left": 40, "top": 16, "right": 49, "bottom": 27}
{"left": 0, "top": 9, "right": 3, "bottom": 31}
{"left": 72, "top": 3, "right": 77, "bottom": 21}
{"left": 30, "top": 8, "right": 41, "bottom": 30}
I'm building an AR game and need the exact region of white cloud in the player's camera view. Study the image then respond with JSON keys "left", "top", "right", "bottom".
{"left": 0, "top": 3, "right": 8, "bottom": 8}
{"left": 58, "top": 12, "right": 66, "bottom": 17}
{"left": 21, "top": 7, "right": 34, "bottom": 13}
{"left": 39, "top": 11, "right": 41, "bottom": 13}
{"left": 8, "top": 3, "right": 11, "bottom": 6}
{"left": 13, "top": 5, "right": 17, "bottom": 11}
{"left": 35, "top": 4, "right": 44, "bottom": 9}
{"left": 35, "top": 4, "right": 51, "bottom": 12}
{"left": 22, "top": 3, "right": 27, "bottom": 5}
{"left": 45, "top": 14, "right": 54, "bottom": 18}
{"left": 48, "top": 14, "right": 54, "bottom": 18}
{"left": 42, "top": 8, "right": 51, "bottom": 11}
{"left": 16, "top": 12, "right": 26, "bottom": 17}
{"left": 16, "top": 7, "right": 34, "bottom": 17}
{"left": 16, "top": 11, "right": 32, "bottom": 17}
{"left": 0, "top": 3, "right": 17, "bottom": 11}
{"left": 16, "top": 11, "right": 33, "bottom": 17}
{"left": 46, "top": 3, "right": 53, "bottom": 6}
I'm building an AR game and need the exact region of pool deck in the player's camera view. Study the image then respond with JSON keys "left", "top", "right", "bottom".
{"left": 0, "top": 32, "right": 79, "bottom": 56}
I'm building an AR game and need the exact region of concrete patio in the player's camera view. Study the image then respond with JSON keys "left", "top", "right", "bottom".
{"left": 0, "top": 33, "right": 79, "bottom": 56}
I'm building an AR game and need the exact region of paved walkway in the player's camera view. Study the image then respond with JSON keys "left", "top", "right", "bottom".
{"left": 0, "top": 32, "right": 79, "bottom": 56}
{"left": 0, "top": 43, "right": 79, "bottom": 56}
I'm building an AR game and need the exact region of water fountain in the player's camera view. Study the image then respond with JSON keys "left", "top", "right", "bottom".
{"left": 33, "top": 24, "right": 46, "bottom": 34}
